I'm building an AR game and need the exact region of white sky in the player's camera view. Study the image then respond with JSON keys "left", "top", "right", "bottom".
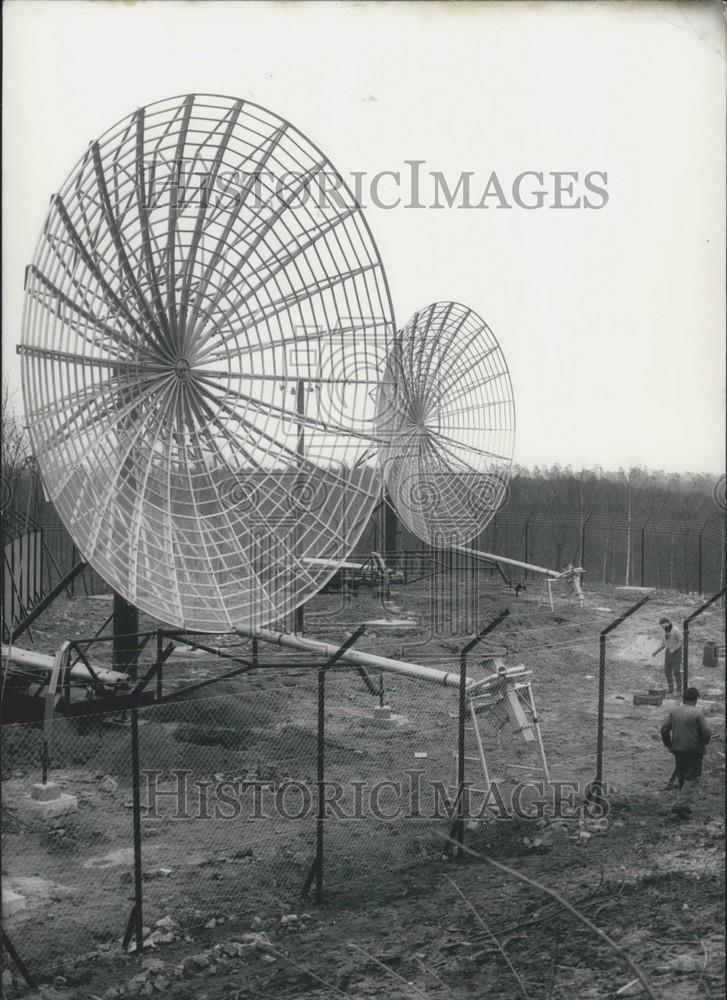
{"left": 3, "top": 0, "right": 725, "bottom": 474}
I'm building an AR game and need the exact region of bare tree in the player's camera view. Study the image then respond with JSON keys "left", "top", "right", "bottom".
{"left": 1, "top": 380, "right": 32, "bottom": 511}
{"left": 619, "top": 465, "right": 646, "bottom": 586}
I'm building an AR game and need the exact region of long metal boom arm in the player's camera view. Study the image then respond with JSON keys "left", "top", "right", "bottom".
{"left": 234, "top": 626, "right": 474, "bottom": 690}
{"left": 1, "top": 644, "right": 130, "bottom": 687}
{"left": 452, "top": 545, "right": 581, "bottom": 580}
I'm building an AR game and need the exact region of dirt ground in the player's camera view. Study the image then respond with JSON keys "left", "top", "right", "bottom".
{"left": 1, "top": 572, "right": 724, "bottom": 1000}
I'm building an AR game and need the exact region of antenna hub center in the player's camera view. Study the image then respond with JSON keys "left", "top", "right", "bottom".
{"left": 174, "top": 358, "right": 191, "bottom": 380}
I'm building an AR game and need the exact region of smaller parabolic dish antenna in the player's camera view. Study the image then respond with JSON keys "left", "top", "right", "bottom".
{"left": 19, "top": 94, "right": 395, "bottom": 632}
{"left": 375, "top": 302, "right": 515, "bottom": 546}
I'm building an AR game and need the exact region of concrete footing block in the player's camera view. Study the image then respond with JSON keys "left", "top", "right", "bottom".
{"left": 31, "top": 781, "right": 62, "bottom": 802}
{"left": 25, "top": 792, "right": 78, "bottom": 820}
{"left": 2, "top": 889, "right": 26, "bottom": 919}
{"left": 366, "top": 705, "right": 409, "bottom": 728}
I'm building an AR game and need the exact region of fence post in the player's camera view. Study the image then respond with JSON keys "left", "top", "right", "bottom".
{"left": 683, "top": 621, "right": 689, "bottom": 696}
{"left": 302, "top": 626, "right": 367, "bottom": 901}
{"left": 455, "top": 647, "right": 468, "bottom": 851}
{"left": 130, "top": 692, "right": 144, "bottom": 954}
{"left": 595, "top": 633, "right": 606, "bottom": 790}
{"left": 117, "top": 618, "right": 145, "bottom": 955}
{"left": 453, "top": 609, "right": 510, "bottom": 852}
{"left": 384, "top": 493, "right": 398, "bottom": 565}
{"left": 581, "top": 513, "right": 591, "bottom": 576}
{"left": 155, "top": 631, "right": 164, "bottom": 701}
{"left": 314, "top": 666, "right": 325, "bottom": 900}
{"left": 41, "top": 741, "right": 50, "bottom": 785}
{"left": 40, "top": 641, "right": 71, "bottom": 786}
{"left": 1, "top": 929, "right": 36, "bottom": 990}
{"left": 594, "top": 596, "right": 650, "bottom": 791}
{"left": 682, "top": 588, "right": 726, "bottom": 695}
{"left": 640, "top": 517, "right": 651, "bottom": 588}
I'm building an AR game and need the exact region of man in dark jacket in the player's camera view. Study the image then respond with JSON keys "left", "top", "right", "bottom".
{"left": 660, "top": 686, "right": 712, "bottom": 817}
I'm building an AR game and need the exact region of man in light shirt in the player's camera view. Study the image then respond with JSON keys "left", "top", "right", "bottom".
{"left": 652, "top": 616, "right": 683, "bottom": 696}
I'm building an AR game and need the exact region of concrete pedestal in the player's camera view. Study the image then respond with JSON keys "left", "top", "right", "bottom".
{"left": 26, "top": 794, "right": 79, "bottom": 820}
{"left": 31, "top": 781, "right": 61, "bottom": 801}
{"left": 366, "top": 705, "right": 409, "bottom": 729}
{"left": 24, "top": 781, "right": 78, "bottom": 820}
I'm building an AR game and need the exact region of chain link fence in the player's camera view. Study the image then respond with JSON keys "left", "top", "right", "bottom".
{"left": 2, "top": 712, "right": 135, "bottom": 975}
{"left": 2, "top": 589, "right": 723, "bottom": 982}
{"left": 0, "top": 652, "right": 596, "bottom": 979}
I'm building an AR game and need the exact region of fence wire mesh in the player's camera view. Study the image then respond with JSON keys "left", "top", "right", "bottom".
{"left": 1, "top": 587, "right": 722, "bottom": 981}
{"left": 2, "top": 713, "right": 135, "bottom": 975}
{"left": 1, "top": 653, "right": 599, "bottom": 977}
{"left": 321, "top": 670, "right": 456, "bottom": 894}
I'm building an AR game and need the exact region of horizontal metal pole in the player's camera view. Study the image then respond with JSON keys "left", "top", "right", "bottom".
{"left": 1, "top": 644, "right": 130, "bottom": 687}
{"left": 452, "top": 545, "right": 569, "bottom": 579}
{"left": 304, "top": 557, "right": 365, "bottom": 570}
{"left": 234, "top": 626, "right": 475, "bottom": 690}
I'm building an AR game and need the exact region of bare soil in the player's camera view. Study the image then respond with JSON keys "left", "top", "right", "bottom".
{"left": 1, "top": 576, "right": 724, "bottom": 1000}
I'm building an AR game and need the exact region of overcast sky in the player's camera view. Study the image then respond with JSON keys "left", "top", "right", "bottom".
{"left": 3, "top": 1, "right": 725, "bottom": 474}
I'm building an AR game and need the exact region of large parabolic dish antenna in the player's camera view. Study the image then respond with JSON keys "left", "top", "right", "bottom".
{"left": 376, "top": 302, "right": 515, "bottom": 546}
{"left": 20, "top": 94, "right": 395, "bottom": 632}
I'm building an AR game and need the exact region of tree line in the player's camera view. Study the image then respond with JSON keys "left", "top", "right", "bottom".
{"left": 3, "top": 382, "right": 724, "bottom": 600}
{"left": 366, "top": 465, "right": 725, "bottom": 595}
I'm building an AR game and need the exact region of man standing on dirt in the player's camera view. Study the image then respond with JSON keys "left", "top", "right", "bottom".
{"left": 660, "top": 686, "right": 711, "bottom": 818}
{"left": 652, "top": 616, "right": 683, "bottom": 695}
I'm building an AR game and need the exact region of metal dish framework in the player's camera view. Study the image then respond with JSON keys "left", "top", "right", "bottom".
{"left": 20, "top": 94, "right": 396, "bottom": 632}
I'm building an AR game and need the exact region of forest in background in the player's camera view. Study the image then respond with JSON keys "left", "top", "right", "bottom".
{"left": 365, "top": 465, "right": 725, "bottom": 595}
{"left": 3, "top": 384, "right": 725, "bottom": 601}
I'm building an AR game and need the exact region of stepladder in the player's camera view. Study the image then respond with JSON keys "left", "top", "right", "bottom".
{"left": 451, "top": 661, "right": 550, "bottom": 812}
{"left": 538, "top": 565, "right": 585, "bottom": 612}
